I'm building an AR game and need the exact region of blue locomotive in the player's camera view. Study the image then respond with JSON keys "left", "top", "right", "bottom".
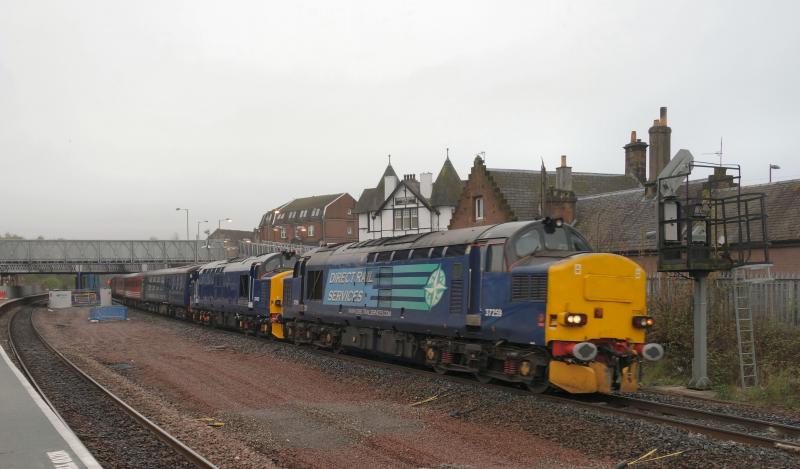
{"left": 281, "top": 219, "right": 663, "bottom": 393}
{"left": 112, "top": 219, "right": 662, "bottom": 394}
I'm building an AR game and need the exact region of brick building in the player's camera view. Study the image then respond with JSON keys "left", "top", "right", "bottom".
{"left": 257, "top": 193, "right": 357, "bottom": 246}
{"left": 448, "top": 155, "right": 640, "bottom": 229}
{"left": 354, "top": 157, "right": 464, "bottom": 241}
{"left": 207, "top": 228, "right": 253, "bottom": 257}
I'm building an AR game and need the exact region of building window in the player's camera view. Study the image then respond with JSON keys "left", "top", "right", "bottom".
{"left": 280, "top": 227, "right": 286, "bottom": 239}
{"left": 475, "top": 197, "right": 484, "bottom": 221}
{"left": 393, "top": 208, "right": 418, "bottom": 230}
{"left": 347, "top": 208, "right": 352, "bottom": 215}
{"left": 308, "top": 225, "right": 315, "bottom": 237}
{"left": 347, "top": 226, "right": 353, "bottom": 235}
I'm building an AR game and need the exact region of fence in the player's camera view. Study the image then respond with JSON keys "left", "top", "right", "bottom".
{"left": 238, "top": 240, "right": 315, "bottom": 257}
{"left": 647, "top": 272, "right": 800, "bottom": 325}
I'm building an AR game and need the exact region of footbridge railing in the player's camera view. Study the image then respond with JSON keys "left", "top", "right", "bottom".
{"left": 0, "top": 240, "right": 228, "bottom": 273}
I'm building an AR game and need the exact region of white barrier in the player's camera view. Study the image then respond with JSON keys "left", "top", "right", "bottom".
{"left": 48, "top": 291, "right": 72, "bottom": 309}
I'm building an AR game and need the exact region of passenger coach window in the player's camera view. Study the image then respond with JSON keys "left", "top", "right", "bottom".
{"left": 306, "top": 270, "right": 324, "bottom": 300}
{"left": 486, "top": 245, "right": 506, "bottom": 272}
{"left": 430, "top": 246, "right": 444, "bottom": 258}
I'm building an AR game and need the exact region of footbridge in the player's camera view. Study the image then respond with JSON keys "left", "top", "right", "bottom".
{"left": 0, "top": 239, "right": 229, "bottom": 274}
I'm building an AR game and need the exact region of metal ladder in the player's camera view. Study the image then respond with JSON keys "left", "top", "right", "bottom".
{"left": 733, "top": 269, "right": 758, "bottom": 389}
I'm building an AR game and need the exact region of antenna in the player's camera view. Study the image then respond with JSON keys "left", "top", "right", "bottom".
{"left": 446, "top": 147, "right": 449, "bottom": 159}
{"left": 702, "top": 137, "right": 723, "bottom": 166}
{"left": 388, "top": 154, "right": 391, "bottom": 165}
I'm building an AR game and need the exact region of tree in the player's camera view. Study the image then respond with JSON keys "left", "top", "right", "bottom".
{"left": 1, "top": 233, "right": 24, "bottom": 239}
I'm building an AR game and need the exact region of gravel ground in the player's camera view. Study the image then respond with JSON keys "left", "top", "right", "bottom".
{"left": 33, "top": 306, "right": 800, "bottom": 468}
{"left": 35, "top": 307, "right": 601, "bottom": 469}
{"left": 12, "top": 305, "right": 197, "bottom": 469}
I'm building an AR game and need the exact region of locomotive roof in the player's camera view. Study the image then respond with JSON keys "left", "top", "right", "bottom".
{"left": 198, "top": 252, "right": 284, "bottom": 273}
{"left": 313, "top": 221, "right": 557, "bottom": 263}
{"left": 141, "top": 264, "right": 201, "bottom": 276}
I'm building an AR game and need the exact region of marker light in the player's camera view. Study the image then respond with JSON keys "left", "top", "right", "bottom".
{"left": 632, "top": 316, "right": 655, "bottom": 329}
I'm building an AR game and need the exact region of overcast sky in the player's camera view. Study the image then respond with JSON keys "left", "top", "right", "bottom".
{"left": 1, "top": 0, "right": 798, "bottom": 240}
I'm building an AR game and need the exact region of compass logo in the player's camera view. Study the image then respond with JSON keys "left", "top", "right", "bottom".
{"left": 424, "top": 266, "right": 447, "bottom": 308}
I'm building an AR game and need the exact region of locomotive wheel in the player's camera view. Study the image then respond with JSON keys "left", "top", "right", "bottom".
{"left": 473, "top": 372, "right": 492, "bottom": 384}
{"left": 524, "top": 364, "right": 550, "bottom": 393}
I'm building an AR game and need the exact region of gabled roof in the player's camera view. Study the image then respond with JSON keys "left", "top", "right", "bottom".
{"left": 355, "top": 163, "right": 398, "bottom": 213}
{"left": 574, "top": 179, "right": 800, "bottom": 253}
{"left": 374, "top": 178, "right": 435, "bottom": 213}
{"left": 261, "top": 193, "right": 346, "bottom": 226}
{"left": 430, "top": 157, "right": 464, "bottom": 207}
{"left": 487, "top": 168, "right": 641, "bottom": 221}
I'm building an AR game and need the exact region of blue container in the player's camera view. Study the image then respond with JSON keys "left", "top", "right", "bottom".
{"left": 89, "top": 306, "right": 128, "bottom": 321}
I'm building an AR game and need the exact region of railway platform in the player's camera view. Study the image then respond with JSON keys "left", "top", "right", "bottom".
{"left": 0, "top": 344, "right": 100, "bottom": 468}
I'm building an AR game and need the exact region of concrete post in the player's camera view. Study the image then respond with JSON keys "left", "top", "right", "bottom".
{"left": 688, "top": 272, "right": 712, "bottom": 390}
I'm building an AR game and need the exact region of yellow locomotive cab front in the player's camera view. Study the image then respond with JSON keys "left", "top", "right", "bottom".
{"left": 544, "top": 253, "right": 662, "bottom": 393}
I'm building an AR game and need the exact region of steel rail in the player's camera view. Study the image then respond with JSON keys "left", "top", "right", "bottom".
{"left": 599, "top": 394, "right": 800, "bottom": 440}
{"left": 9, "top": 302, "right": 217, "bottom": 469}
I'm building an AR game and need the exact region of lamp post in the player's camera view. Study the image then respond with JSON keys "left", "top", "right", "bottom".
{"left": 195, "top": 220, "right": 208, "bottom": 262}
{"left": 769, "top": 164, "right": 780, "bottom": 183}
{"left": 218, "top": 217, "right": 232, "bottom": 230}
{"left": 176, "top": 208, "right": 190, "bottom": 240}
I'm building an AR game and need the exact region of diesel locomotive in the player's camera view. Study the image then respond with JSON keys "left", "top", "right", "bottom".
{"left": 111, "top": 218, "right": 663, "bottom": 394}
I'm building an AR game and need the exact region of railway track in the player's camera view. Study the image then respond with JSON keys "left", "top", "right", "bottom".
{"left": 310, "top": 346, "right": 800, "bottom": 453}
{"left": 123, "top": 304, "right": 800, "bottom": 456}
{"left": 7, "top": 302, "right": 217, "bottom": 469}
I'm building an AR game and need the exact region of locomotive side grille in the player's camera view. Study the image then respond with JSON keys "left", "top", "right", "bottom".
{"left": 511, "top": 274, "right": 547, "bottom": 302}
{"left": 283, "top": 281, "right": 293, "bottom": 306}
{"left": 449, "top": 278, "right": 464, "bottom": 313}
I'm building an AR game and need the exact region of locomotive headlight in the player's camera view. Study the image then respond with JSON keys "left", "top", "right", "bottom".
{"left": 561, "top": 312, "right": 587, "bottom": 327}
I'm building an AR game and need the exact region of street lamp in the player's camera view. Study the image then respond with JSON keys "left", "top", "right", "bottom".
{"left": 195, "top": 220, "right": 208, "bottom": 262}
{"left": 218, "top": 217, "right": 232, "bottom": 230}
{"left": 176, "top": 208, "right": 190, "bottom": 240}
{"left": 769, "top": 164, "right": 781, "bottom": 183}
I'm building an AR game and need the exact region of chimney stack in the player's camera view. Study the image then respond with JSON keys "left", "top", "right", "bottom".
{"left": 556, "top": 155, "right": 572, "bottom": 191}
{"left": 419, "top": 172, "right": 433, "bottom": 199}
{"left": 624, "top": 130, "right": 648, "bottom": 184}
{"left": 384, "top": 174, "right": 398, "bottom": 200}
{"left": 648, "top": 106, "right": 672, "bottom": 182}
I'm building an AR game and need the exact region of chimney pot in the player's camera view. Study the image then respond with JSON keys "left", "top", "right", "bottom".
{"left": 631, "top": 131, "right": 637, "bottom": 142}
{"left": 560, "top": 155, "right": 567, "bottom": 167}
{"left": 654, "top": 119, "right": 660, "bottom": 126}
{"left": 660, "top": 106, "right": 668, "bottom": 125}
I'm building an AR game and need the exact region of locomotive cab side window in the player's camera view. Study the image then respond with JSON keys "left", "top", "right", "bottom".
{"left": 486, "top": 244, "right": 506, "bottom": 272}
